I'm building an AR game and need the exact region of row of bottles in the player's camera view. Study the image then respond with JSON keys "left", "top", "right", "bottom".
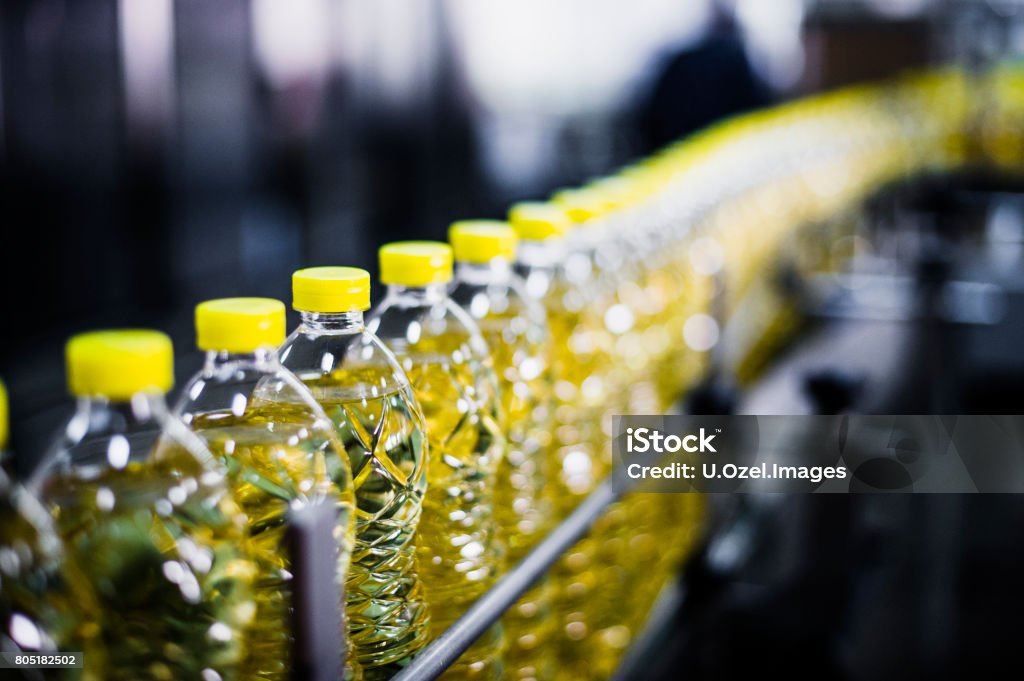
{"left": 1, "top": 216, "right": 687, "bottom": 680}
{"left": 6, "top": 65, "right": 1009, "bottom": 680}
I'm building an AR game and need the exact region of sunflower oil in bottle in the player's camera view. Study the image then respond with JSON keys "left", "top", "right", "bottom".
{"left": 367, "top": 242, "right": 506, "bottom": 680}
{"left": 586, "top": 176, "right": 672, "bottom": 413}
{"left": 509, "top": 203, "right": 609, "bottom": 680}
{"left": 0, "top": 378, "right": 8, "bottom": 472}
{"left": 2, "top": 377, "right": 98, "bottom": 681}
{"left": 619, "top": 167, "right": 709, "bottom": 619}
{"left": 279, "top": 267, "right": 430, "bottom": 678}
{"left": 622, "top": 158, "right": 712, "bottom": 623}
{"left": 620, "top": 161, "right": 702, "bottom": 408}
{"left": 585, "top": 174, "right": 708, "bottom": 673}
{"left": 1, "top": 469, "right": 93, "bottom": 681}
{"left": 599, "top": 167, "right": 708, "bottom": 650}
{"left": 510, "top": 203, "right": 606, "bottom": 508}
{"left": 173, "top": 299, "right": 358, "bottom": 681}
{"left": 551, "top": 186, "right": 628, "bottom": 430}
{"left": 448, "top": 221, "right": 555, "bottom": 681}
{"left": 580, "top": 178, "right": 694, "bottom": 671}
{"left": 32, "top": 330, "right": 257, "bottom": 681}
{"left": 553, "top": 187, "right": 644, "bottom": 678}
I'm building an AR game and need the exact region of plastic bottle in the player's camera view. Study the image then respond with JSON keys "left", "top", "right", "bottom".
{"left": 448, "top": 221, "right": 555, "bottom": 681}
{"left": 508, "top": 203, "right": 611, "bottom": 679}
{"left": 32, "top": 330, "right": 257, "bottom": 680}
{"left": 173, "top": 299, "right": 358, "bottom": 681}
{"left": 367, "top": 242, "right": 506, "bottom": 680}
{"left": 3, "top": 376, "right": 91, "bottom": 681}
{"left": 509, "top": 202, "right": 609, "bottom": 504}
{"left": 2, "top": 476, "right": 89, "bottom": 681}
{"left": 565, "top": 180, "right": 680, "bottom": 676}
{"left": 0, "top": 378, "right": 7, "bottom": 469}
{"left": 278, "top": 267, "right": 430, "bottom": 677}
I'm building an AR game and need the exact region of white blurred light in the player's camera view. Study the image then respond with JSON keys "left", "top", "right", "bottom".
{"left": 563, "top": 449, "right": 592, "bottom": 477}
{"left": 231, "top": 393, "right": 247, "bottom": 418}
{"left": 683, "top": 313, "right": 720, "bottom": 352}
{"left": 335, "top": 0, "right": 439, "bottom": 108}
{"left": 689, "top": 237, "right": 726, "bottom": 275}
{"left": 10, "top": 613, "right": 43, "bottom": 650}
{"left": 733, "top": 0, "right": 805, "bottom": 90}
{"left": 96, "top": 487, "right": 116, "bottom": 512}
{"left": 107, "top": 434, "right": 130, "bottom": 470}
{"left": 320, "top": 352, "right": 335, "bottom": 373}
{"left": 987, "top": 202, "right": 1024, "bottom": 269}
{"left": 604, "top": 303, "right": 635, "bottom": 335}
{"left": 445, "top": 0, "right": 712, "bottom": 116}
{"left": 444, "top": 0, "right": 713, "bottom": 189}
{"left": 252, "top": 0, "right": 330, "bottom": 88}
{"left": 119, "top": 0, "right": 175, "bottom": 134}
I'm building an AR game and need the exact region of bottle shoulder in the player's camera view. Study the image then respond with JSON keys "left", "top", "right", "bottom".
{"left": 34, "top": 396, "right": 213, "bottom": 483}
{"left": 449, "top": 276, "right": 548, "bottom": 333}
{"left": 176, "top": 357, "right": 330, "bottom": 420}
{"left": 367, "top": 295, "right": 492, "bottom": 362}
{"left": 279, "top": 326, "right": 413, "bottom": 398}
{"left": 32, "top": 401, "right": 225, "bottom": 512}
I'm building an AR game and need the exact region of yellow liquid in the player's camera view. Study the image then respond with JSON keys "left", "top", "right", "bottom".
{"left": 543, "top": 286, "right": 617, "bottom": 681}
{"left": 545, "top": 279, "right": 613, "bottom": 502}
{"left": 41, "top": 447, "right": 258, "bottom": 681}
{"left": 1, "top": 476, "right": 102, "bottom": 681}
{"left": 518, "top": 260, "right": 707, "bottom": 680}
{"left": 300, "top": 367, "right": 431, "bottom": 674}
{"left": 466, "top": 307, "right": 554, "bottom": 681}
{"left": 396, "top": 334, "right": 505, "bottom": 681}
{"left": 629, "top": 258, "right": 707, "bottom": 411}
{"left": 190, "top": 410, "right": 355, "bottom": 681}
{"left": 600, "top": 256, "right": 711, "bottom": 675}
{"left": 602, "top": 251, "right": 701, "bottom": 656}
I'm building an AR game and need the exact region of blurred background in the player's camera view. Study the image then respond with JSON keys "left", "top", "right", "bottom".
{"left": 2, "top": 0, "right": 972, "bottom": 449}
{"left": 4, "top": 1, "right": 1024, "bottom": 679}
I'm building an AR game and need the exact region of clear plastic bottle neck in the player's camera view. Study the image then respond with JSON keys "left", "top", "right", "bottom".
{"left": 517, "top": 239, "right": 564, "bottom": 269}
{"left": 203, "top": 346, "right": 280, "bottom": 373}
{"left": 73, "top": 392, "right": 169, "bottom": 430}
{"left": 31, "top": 391, "right": 186, "bottom": 491}
{"left": 299, "top": 310, "right": 364, "bottom": 333}
{"left": 384, "top": 282, "right": 450, "bottom": 304}
{"left": 455, "top": 260, "right": 513, "bottom": 286}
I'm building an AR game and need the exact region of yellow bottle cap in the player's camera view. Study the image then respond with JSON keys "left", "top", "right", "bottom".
{"left": 0, "top": 378, "right": 8, "bottom": 451}
{"left": 379, "top": 241, "right": 453, "bottom": 287}
{"left": 195, "top": 298, "right": 286, "bottom": 353}
{"left": 551, "top": 188, "right": 605, "bottom": 223}
{"left": 507, "top": 202, "right": 570, "bottom": 241}
{"left": 66, "top": 330, "right": 174, "bottom": 400}
{"left": 586, "top": 177, "right": 636, "bottom": 210}
{"left": 293, "top": 267, "right": 371, "bottom": 313}
{"left": 448, "top": 220, "right": 518, "bottom": 264}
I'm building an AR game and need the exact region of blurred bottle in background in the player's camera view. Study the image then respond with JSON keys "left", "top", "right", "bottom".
{"left": 508, "top": 201, "right": 610, "bottom": 679}
{"left": 448, "top": 221, "right": 556, "bottom": 681}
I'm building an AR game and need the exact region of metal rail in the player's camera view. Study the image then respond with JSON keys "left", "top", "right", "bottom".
{"left": 391, "top": 480, "right": 620, "bottom": 681}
